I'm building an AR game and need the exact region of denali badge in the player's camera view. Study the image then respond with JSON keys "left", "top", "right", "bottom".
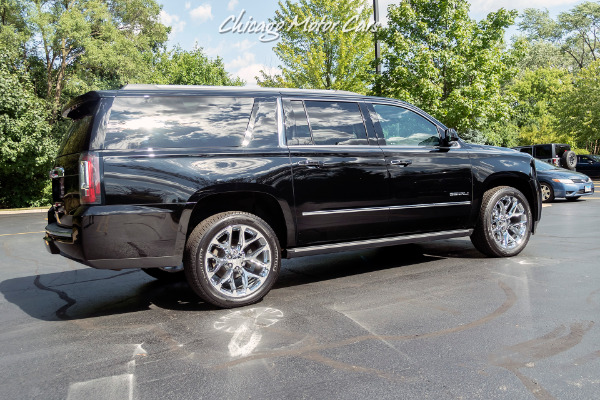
{"left": 450, "top": 192, "right": 470, "bottom": 197}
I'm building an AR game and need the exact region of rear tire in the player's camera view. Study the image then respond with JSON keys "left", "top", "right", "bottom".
{"left": 470, "top": 186, "right": 532, "bottom": 257}
{"left": 184, "top": 211, "right": 280, "bottom": 308}
{"left": 142, "top": 265, "right": 185, "bottom": 282}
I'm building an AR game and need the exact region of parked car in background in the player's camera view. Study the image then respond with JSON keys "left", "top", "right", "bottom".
{"left": 535, "top": 159, "right": 594, "bottom": 202}
{"left": 513, "top": 144, "right": 577, "bottom": 170}
{"left": 576, "top": 155, "right": 600, "bottom": 178}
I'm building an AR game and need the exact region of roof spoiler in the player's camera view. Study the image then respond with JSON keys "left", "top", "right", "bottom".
{"left": 61, "top": 91, "right": 101, "bottom": 119}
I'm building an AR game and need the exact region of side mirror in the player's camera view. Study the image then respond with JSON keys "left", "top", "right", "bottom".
{"left": 441, "top": 128, "right": 459, "bottom": 147}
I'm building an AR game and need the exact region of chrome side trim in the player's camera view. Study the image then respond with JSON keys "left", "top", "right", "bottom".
{"left": 285, "top": 229, "right": 473, "bottom": 258}
{"left": 302, "top": 201, "right": 471, "bottom": 216}
{"left": 389, "top": 201, "right": 471, "bottom": 211}
{"left": 303, "top": 206, "right": 388, "bottom": 216}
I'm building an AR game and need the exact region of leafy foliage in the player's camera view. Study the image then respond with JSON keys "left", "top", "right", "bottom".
{"left": 519, "top": 2, "right": 600, "bottom": 70}
{"left": 375, "top": 0, "right": 518, "bottom": 133}
{"left": 258, "top": 0, "right": 374, "bottom": 93}
{"left": 0, "top": 50, "right": 54, "bottom": 207}
{"left": 28, "top": 0, "right": 170, "bottom": 118}
{"left": 554, "top": 60, "right": 600, "bottom": 153}
{"left": 149, "top": 47, "right": 244, "bottom": 86}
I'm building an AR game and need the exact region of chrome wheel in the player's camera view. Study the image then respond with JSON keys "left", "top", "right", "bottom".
{"left": 490, "top": 195, "right": 528, "bottom": 250}
{"left": 204, "top": 224, "right": 272, "bottom": 298}
{"left": 540, "top": 184, "right": 552, "bottom": 202}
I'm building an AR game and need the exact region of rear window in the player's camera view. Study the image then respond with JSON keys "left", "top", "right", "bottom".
{"left": 103, "top": 96, "right": 256, "bottom": 149}
{"left": 555, "top": 144, "right": 570, "bottom": 157}
{"left": 58, "top": 115, "right": 94, "bottom": 156}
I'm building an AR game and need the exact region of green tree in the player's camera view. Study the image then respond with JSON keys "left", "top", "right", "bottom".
{"left": 27, "top": 0, "right": 169, "bottom": 119}
{"left": 519, "top": 2, "right": 600, "bottom": 70}
{"left": 375, "top": 0, "right": 518, "bottom": 133}
{"left": 0, "top": 49, "right": 54, "bottom": 207}
{"left": 149, "top": 47, "right": 243, "bottom": 86}
{"left": 554, "top": 60, "right": 600, "bottom": 153}
{"left": 258, "top": 0, "right": 374, "bottom": 93}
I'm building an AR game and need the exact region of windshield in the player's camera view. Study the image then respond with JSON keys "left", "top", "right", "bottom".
{"left": 534, "top": 159, "right": 559, "bottom": 171}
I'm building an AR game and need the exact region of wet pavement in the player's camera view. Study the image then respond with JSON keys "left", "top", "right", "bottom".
{"left": 1, "top": 192, "right": 599, "bottom": 399}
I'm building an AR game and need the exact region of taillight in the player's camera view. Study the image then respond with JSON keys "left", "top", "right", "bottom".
{"left": 79, "top": 152, "right": 101, "bottom": 204}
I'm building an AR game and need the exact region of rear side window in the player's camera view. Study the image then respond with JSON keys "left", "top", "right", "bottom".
{"left": 519, "top": 147, "right": 532, "bottom": 155}
{"left": 104, "top": 96, "right": 255, "bottom": 149}
{"left": 534, "top": 145, "right": 552, "bottom": 158}
{"left": 284, "top": 100, "right": 312, "bottom": 145}
{"left": 304, "top": 101, "right": 368, "bottom": 145}
{"left": 59, "top": 116, "right": 93, "bottom": 156}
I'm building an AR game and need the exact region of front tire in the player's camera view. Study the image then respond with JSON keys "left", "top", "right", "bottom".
{"left": 470, "top": 186, "right": 532, "bottom": 257}
{"left": 184, "top": 212, "right": 280, "bottom": 308}
{"left": 540, "top": 182, "right": 554, "bottom": 203}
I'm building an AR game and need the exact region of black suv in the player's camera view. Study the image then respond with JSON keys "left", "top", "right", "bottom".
{"left": 45, "top": 85, "right": 542, "bottom": 308}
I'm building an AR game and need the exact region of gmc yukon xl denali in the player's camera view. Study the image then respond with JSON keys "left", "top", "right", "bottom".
{"left": 44, "top": 85, "right": 542, "bottom": 308}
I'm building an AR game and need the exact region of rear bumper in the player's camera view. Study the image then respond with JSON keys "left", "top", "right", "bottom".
{"left": 43, "top": 205, "right": 186, "bottom": 269}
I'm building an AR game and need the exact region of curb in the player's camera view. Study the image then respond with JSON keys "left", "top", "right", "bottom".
{"left": 0, "top": 208, "right": 48, "bottom": 215}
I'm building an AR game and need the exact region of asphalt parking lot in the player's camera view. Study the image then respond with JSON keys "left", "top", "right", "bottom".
{"left": 1, "top": 191, "right": 599, "bottom": 400}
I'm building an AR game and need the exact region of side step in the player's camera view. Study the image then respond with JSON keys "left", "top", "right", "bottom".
{"left": 284, "top": 229, "right": 473, "bottom": 258}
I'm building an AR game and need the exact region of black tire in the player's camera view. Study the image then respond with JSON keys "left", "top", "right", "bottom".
{"left": 561, "top": 150, "right": 577, "bottom": 170}
{"left": 470, "top": 186, "right": 532, "bottom": 257}
{"left": 184, "top": 211, "right": 280, "bottom": 308}
{"left": 142, "top": 265, "right": 185, "bottom": 282}
{"left": 566, "top": 196, "right": 581, "bottom": 202}
{"left": 540, "top": 182, "right": 555, "bottom": 203}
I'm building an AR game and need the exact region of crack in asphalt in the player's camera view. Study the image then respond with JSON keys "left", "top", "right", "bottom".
{"left": 33, "top": 275, "right": 77, "bottom": 320}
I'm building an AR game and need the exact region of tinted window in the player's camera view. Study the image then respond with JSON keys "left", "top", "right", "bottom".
{"left": 104, "top": 96, "right": 254, "bottom": 149}
{"left": 244, "top": 98, "right": 278, "bottom": 148}
{"left": 284, "top": 100, "right": 312, "bottom": 145}
{"left": 534, "top": 145, "right": 552, "bottom": 158}
{"left": 372, "top": 104, "right": 439, "bottom": 146}
{"left": 555, "top": 144, "right": 570, "bottom": 157}
{"left": 59, "top": 115, "right": 93, "bottom": 156}
{"left": 304, "top": 101, "right": 368, "bottom": 145}
{"left": 519, "top": 147, "right": 533, "bottom": 155}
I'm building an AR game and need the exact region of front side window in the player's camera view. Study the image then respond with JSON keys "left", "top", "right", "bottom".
{"left": 303, "top": 101, "right": 368, "bottom": 145}
{"left": 372, "top": 104, "right": 439, "bottom": 147}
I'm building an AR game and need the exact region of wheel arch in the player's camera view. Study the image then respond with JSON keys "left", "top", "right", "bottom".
{"left": 178, "top": 185, "right": 294, "bottom": 256}
{"left": 473, "top": 171, "right": 540, "bottom": 232}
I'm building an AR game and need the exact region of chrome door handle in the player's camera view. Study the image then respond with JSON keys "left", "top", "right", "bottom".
{"left": 296, "top": 160, "right": 323, "bottom": 168}
{"left": 389, "top": 159, "right": 412, "bottom": 167}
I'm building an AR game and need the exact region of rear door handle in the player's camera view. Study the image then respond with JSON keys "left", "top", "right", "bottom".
{"left": 389, "top": 159, "right": 413, "bottom": 167}
{"left": 296, "top": 160, "right": 323, "bottom": 168}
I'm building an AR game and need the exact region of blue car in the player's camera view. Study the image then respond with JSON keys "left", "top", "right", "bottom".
{"left": 535, "top": 159, "right": 595, "bottom": 202}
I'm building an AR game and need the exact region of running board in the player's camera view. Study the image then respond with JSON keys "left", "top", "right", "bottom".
{"left": 284, "top": 229, "right": 473, "bottom": 259}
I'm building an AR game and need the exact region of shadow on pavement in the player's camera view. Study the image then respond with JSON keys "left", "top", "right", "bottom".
{"left": 0, "top": 239, "right": 481, "bottom": 322}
